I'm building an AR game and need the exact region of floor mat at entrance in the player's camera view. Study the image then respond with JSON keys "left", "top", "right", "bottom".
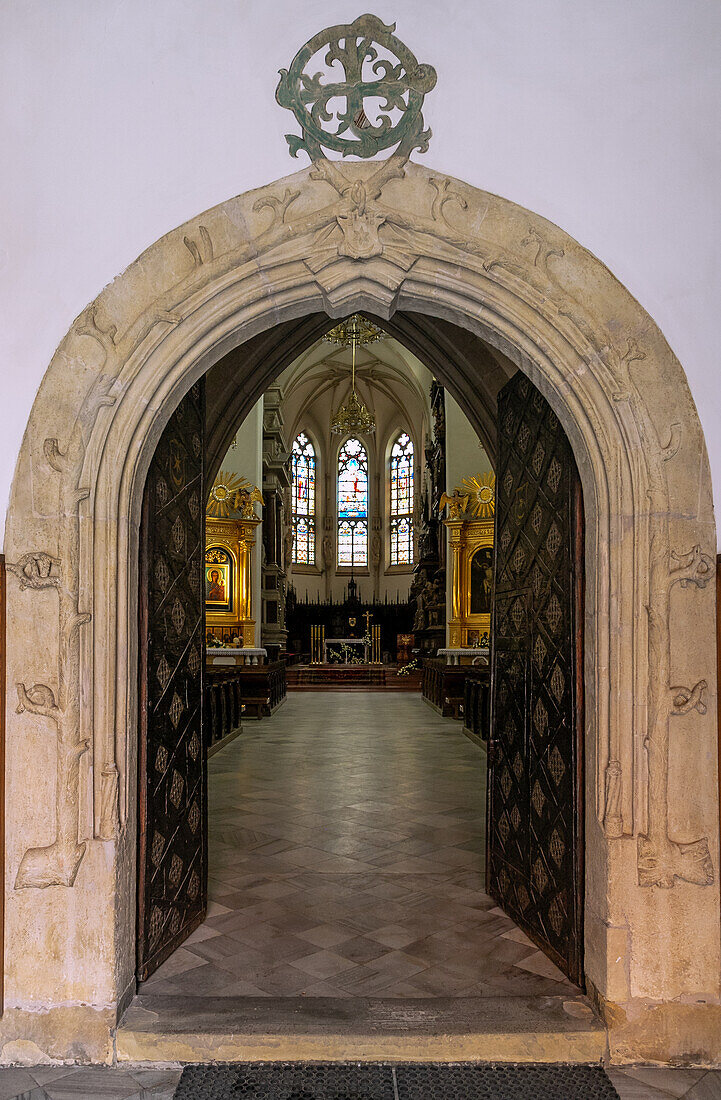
{"left": 173, "top": 1062, "right": 619, "bottom": 1098}
{"left": 173, "top": 1063, "right": 392, "bottom": 1098}
{"left": 396, "top": 1063, "right": 618, "bottom": 1097}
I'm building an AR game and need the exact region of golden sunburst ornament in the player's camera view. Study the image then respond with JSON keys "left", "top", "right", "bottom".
{"left": 207, "top": 470, "right": 250, "bottom": 518}
{"left": 459, "top": 471, "right": 496, "bottom": 518}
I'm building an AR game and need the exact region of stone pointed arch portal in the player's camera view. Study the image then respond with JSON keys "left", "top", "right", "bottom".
{"left": 2, "top": 162, "right": 719, "bottom": 1064}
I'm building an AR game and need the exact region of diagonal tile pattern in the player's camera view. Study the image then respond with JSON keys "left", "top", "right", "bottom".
{"left": 0, "top": 1064, "right": 181, "bottom": 1099}
{"left": 1, "top": 1062, "right": 720, "bottom": 1098}
{"left": 138, "top": 692, "right": 577, "bottom": 999}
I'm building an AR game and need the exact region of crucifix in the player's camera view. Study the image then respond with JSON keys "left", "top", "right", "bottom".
{"left": 363, "top": 610, "right": 373, "bottom": 634}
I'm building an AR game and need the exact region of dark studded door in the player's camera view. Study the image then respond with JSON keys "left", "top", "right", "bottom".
{"left": 137, "top": 380, "right": 206, "bottom": 981}
{"left": 487, "top": 371, "right": 584, "bottom": 986}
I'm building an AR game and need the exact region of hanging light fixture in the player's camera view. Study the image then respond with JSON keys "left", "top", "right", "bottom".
{"left": 326, "top": 314, "right": 384, "bottom": 435}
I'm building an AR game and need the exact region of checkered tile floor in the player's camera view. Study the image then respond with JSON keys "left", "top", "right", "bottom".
{"left": 138, "top": 692, "right": 575, "bottom": 999}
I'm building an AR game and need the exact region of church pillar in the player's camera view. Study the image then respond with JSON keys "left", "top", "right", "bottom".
{"left": 261, "top": 388, "right": 290, "bottom": 652}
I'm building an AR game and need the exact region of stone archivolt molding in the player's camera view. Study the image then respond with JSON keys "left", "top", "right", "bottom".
{"left": 3, "top": 161, "right": 716, "bottom": 905}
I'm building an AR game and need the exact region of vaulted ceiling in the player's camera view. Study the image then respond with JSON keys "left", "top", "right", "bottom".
{"left": 274, "top": 324, "right": 433, "bottom": 467}
{"left": 205, "top": 311, "right": 516, "bottom": 485}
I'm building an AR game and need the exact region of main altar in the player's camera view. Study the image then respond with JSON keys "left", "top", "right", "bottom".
{"left": 299, "top": 591, "right": 382, "bottom": 667}
{"left": 323, "top": 637, "right": 370, "bottom": 664}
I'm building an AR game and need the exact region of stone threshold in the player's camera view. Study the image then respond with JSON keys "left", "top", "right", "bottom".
{"left": 116, "top": 994, "right": 607, "bottom": 1064}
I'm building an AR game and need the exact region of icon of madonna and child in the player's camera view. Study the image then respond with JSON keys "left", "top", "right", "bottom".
{"left": 205, "top": 548, "right": 232, "bottom": 610}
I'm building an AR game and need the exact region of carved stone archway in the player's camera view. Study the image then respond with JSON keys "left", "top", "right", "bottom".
{"left": 1, "top": 162, "right": 718, "bottom": 1064}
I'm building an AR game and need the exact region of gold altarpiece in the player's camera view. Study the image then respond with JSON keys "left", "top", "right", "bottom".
{"left": 206, "top": 473, "right": 263, "bottom": 645}
{"left": 441, "top": 473, "right": 495, "bottom": 647}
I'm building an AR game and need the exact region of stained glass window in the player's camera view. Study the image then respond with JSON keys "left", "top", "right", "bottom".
{"left": 390, "top": 432, "right": 414, "bottom": 566}
{"left": 337, "top": 437, "right": 368, "bottom": 567}
{"left": 292, "top": 432, "right": 316, "bottom": 565}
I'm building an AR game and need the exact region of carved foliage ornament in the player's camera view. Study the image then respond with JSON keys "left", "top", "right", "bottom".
{"left": 601, "top": 341, "right": 715, "bottom": 887}
{"left": 8, "top": 425, "right": 105, "bottom": 885}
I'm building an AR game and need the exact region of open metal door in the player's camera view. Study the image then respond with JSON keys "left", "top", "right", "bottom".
{"left": 487, "top": 371, "right": 584, "bottom": 986}
{"left": 137, "top": 380, "right": 207, "bottom": 981}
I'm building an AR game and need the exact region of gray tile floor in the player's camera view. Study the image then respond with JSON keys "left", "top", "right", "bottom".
{"left": 1, "top": 1063, "right": 720, "bottom": 1099}
{"left": 1, "top": 693, "right": 719, "bottom": 1097}
{"left": 139, "top": 692, "right": 574, "bottom": 999}
{"left": 0, "top": 1063, "right": 181, "bottom": 1099}
{"left": 608, "top": 1066, "right": 721, "bottom": 1098}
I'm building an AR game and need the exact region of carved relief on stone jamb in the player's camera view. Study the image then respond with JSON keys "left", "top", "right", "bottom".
{"left": 605, "top": 340, "right": 714, "bottom": 886}
{"left": 7, "top": 437, "right": 92, "bottom": 888}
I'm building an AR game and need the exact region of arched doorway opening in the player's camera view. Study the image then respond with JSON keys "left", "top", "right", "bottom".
{"left": 134, "top": 312, "right": 587, "bottom": 1004}
{"left": 2, "top": 165, "right": 718, "bottom": 1064}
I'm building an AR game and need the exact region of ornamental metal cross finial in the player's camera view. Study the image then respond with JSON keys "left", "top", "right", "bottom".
{"left": 275, "top": 17, "right": 437, "bottom": 259}
{"left": 276, "top": 14, "right": 437, "bottom": 164}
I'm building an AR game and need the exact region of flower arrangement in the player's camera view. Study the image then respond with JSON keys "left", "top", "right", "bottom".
{"left": 206, "top": 631, "right": 242, "bottom": 649}
{"left": 326, "top": 634, "right": 372, "bottom": 665}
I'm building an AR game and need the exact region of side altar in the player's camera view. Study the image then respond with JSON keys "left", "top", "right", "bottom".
{"left": 205, "top": 475, "right": 264, "bottom": 646}
{"left": 440, "top": 471, "right": 496, "bottom": 649}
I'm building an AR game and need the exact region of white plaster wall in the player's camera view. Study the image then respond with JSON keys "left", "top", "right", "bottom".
{"left": 445, "top": 395, "right": 492, "bottom": 495}
{"left": 2, "top": 0, "right": 720, "bottom": 539}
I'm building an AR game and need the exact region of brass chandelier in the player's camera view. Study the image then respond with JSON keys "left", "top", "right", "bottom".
{"left": 326, "top": 314, "right": 385, "bottom": 435}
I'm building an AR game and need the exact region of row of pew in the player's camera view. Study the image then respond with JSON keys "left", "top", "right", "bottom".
{"left": 205, "top": 660, "right": 287, "bottom": 750}
{"left": 421, "top": 657, "right": 490, "bottom": 743}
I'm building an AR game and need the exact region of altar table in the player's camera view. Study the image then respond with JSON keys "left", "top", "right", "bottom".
{"left": 323, "top": 637, "right": 369, "bottom": 664}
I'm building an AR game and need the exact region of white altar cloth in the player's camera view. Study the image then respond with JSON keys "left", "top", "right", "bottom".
{"left": 207, "top": 647, "right": 267, "bottom": 666}
{"left": 437, "top": 647, "right": 489, "bottom": 666}
{"left": 323, "top": 637, "right": 369, "bottom": 664}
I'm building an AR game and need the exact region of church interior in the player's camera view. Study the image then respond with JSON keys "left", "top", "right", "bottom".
{"left": 130, "top": 307, "right": 588, "bottom": 1045}
{"left": 203, "top": 312, "right": 495, "bottom": 693}
{"left": 143, "top": 313, "right": 514, "bottom": 990}
{"left": 2, "top": 4, "right": 720, "bottom": 1097}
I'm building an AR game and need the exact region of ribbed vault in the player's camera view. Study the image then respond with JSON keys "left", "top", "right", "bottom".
{"left": 206, "top": 311, "right": 514, "bottom": 485}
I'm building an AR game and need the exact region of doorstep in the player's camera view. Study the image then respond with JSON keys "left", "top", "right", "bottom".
{"left": 116, "top": 994, "right": 607, "bottom": 1064}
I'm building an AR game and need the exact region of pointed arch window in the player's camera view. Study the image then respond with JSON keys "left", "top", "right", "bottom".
{"left": 291, "top": 432, "right": 316, "bottom": 565}
{"left": 389, "top": 431, "right": 414, "bottom": 566}
{"left": 337, "top": 437, "right": 368, "bottom": 568}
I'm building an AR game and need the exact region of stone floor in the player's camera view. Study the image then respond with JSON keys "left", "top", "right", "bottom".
{"left": 139, "top": 692, "right": 575, "bottom": 1000}
{"left": 0, "top": 1063, "right": 181, "bottom": 1099}
{"left": 2, "top": 694, "right": 718, "bottom": 1096}
{"left": 0, "top": 1064, "right": 720, "bottom": 1099}
{"left": 606, "top": 1068, "right": 721, "bottom": 1098}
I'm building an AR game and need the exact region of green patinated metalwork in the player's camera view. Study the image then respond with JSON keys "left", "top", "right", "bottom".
{"left": 276, "top": 14, "right": 437, "bottom": 161}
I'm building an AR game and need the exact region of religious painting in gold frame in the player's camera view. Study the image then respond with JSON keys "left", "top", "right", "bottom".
{"left": 205, "top": 514, "right": 261, "bottom": 646}
{"left": 461, "top": 520, "right": 494, "bottom": 645}
{"left": 205, "top": 545, "right": 234, "bottom": 615}
{"left": 470, "top": 546, "right": 493, "bottom": 615}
